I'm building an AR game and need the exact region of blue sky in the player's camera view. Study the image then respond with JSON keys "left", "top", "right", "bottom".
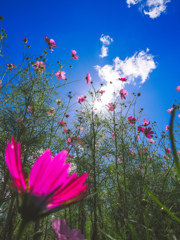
{"left": 1, "top": 0, "right": 180, "bottom": 133}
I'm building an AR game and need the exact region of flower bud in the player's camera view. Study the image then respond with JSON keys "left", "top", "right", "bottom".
{"left": 0, "top": 17, "right": 4, "bottom": 21}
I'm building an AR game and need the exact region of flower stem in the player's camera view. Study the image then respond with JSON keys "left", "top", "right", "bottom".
{"left": 15, "top": 220, "right": 29, "bottom": 240}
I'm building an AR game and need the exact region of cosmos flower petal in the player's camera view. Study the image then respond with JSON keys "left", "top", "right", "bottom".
{"left": 5, "top": 137, "right": 26, "bottom": 192}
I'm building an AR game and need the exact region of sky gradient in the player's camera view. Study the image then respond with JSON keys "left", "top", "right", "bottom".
{"left": 1, "top": 0, "right": 180, "bottom": 132}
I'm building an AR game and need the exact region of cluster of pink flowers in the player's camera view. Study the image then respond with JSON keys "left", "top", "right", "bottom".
{"left": 44, "top": 36, "right": 57, "bottom": 52}
{"left": 143, "top": 128, "right": 154, "bottom": 138}
{"left": 7, "top": 63, "right": 16, "bottom": 71}
{"left": 86, "top": 73, "right": 91, "bottom": 84}
{"left": 34, "top": 61, "right": 45, "bottom": 71}
{"left": 48, "top": 107, "right": 55, "bottom": 117}
{"left": 77, "top": 95, "right": 86, "bottom": 104}
{"left": 137, "top": 119, "right": 154, "bottom": 139}
{"left": 107, "top": 102, "right": 116, "bottom": 111}
{"left": 163, "top": 155, "right": 169, "bottom": 160}
{"left": 58, "top": 121, "right": 67, "bottom": 127}
{"left": 5, "top": 137, "right": 89, "bottom": 222}
{"left": 128, "top": 116, "right": 137, "bottom": 125}
{"left": 120, "top": 89, "right": 128, "bottom": 99}
{"left": 71, "top": 50, "right": 79, "bottom": 60}
{"left": 118, "top": 78, "right": 127, "bottom": 82}
{"left": 137, "top": 168, "right": 143, "bottom": 173}
{"left": 64, "top": 128, "right": 71, "bottom": 134}
{"left": 55, "top": 70, "right": 66, "bottom": 80}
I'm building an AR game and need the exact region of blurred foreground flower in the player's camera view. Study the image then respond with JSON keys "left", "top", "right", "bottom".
{"left": 5, "top": 137, "right": 90, "bottom": 224}
{"left": 120, "top": 89, "right": 128, "bottom": 99}
{"left": 34, "top": 61, "right": 45, "bottom": 71}
{"left": 86, "top": 73, "right": 91, "bottom": 84}
{"left": 77, "top": 95, "right": 86, "bottom": 104}
{"left": 118, "top": 77, "right": 127, "bottom": 82}
{"left": 52, "top": 219, "right": 85, "bottom": 240}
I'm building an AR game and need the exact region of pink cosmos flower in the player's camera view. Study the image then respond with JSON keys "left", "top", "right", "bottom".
{"left": 120, "top": 89, "right": 128, "bottom": 99}
{"left": 143, "top": 119, "right": 150, "bottom": 126}
{"left": 128, "top": 116, "right": 137, "bottom": 125}
{"left": 44, "top": 36, "right": 57, "bottom": 52}
{"left": 27, "top": 106, "right": 36, "bottom": 114}
{"left": 56, "top": 99, "right": 61, "bottom": 106}
{"left": 165, "top": 148, "right": 170, "bottom": 153}
{"left": 143, "top": 127, "right": 154, "bottom": 138}
{"left": 177, "top": 150, "right": 180, "bottom": 155}
{"left": 52, "top": 219, "right": 85, "bottom": 240}
{"left": 178, "top": 114, "right": 180, "bottom": 118}
{"left": 58, "top": 121, "right": 67, "bottom": 127}
{"left": 67, "top": 138, "right": 74, "bottom": 146}
{"left": 107, "top": 102, "right": 116, "bottom": 111}
{"left": 105, "top": 153, "right": 109, "bottom": 159}
{"left": 148, "top": 139, "right": 155, "bottom": 143}
{"left": 118, "top": 78, "right": 127, "bottom": 82}
{"left": 80, "top": 110, "right": 85, "bottom": 113}
{"left": 86, "top": 73, "right": 91, "bottom": 84}
{"left": 101, "top": 134, "right": 105, "bottom": 140}
{"left": 48, "top": 107, "right": 55, "bottom": 117}
{"left": 167, "top": 108, "right": 174, "bottom": 113}
{"left": 7, "top": 64, "right": 16, "bottom": 71}
{"left": 137, "top": 168, "right": 143, "bottom": 173}
{"left": 5, "top": 137, "right": 89, "bottom": 221}
{"left": 165, "top": 125, "right": 169, "bottom": 131}
{"left": 163, "top": 155, "right": 169, "bottom": 160}
{"left": 138, "top": 126, "right": 145, "bottom": 132}
{"left": 77, "top": 95, "right": 86, "bottom": 104}
{"left": 55, "top": 71, "right": 66, "bottom": 80}
{"left": 98, "top": 90, "right": 105, "bottom": 94}
{"left": 71, "top": 50, "right": 79, "bottom": 60}
{"left": 34, "top": 61, "right": 45, "bottom": 71}
{"left": 176, "top": 86, "right": 180, "bottom": 92}
{"left": 161, "top": 163, "right": 168, "bottom": 169}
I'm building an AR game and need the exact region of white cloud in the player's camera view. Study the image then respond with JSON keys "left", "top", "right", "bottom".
{"left": 144, "top": 0, "right": 171, "bottom": 19}
{"left": 94, "top": 49, "right": 156, "bottom": 104}
{"left": 126, "top": 0, "right": 171, "bottom": 19}
{"left": 100, "top": 34, "right": 113, "bottom": 45}
{"left": 99, "top": 34, "right": 113, "bottom": 58}
{"left": 126, "top": 0, "right": 142, "bottom": 8}
{"left": 99, "top": 46, "right": 108, "bottom": 58}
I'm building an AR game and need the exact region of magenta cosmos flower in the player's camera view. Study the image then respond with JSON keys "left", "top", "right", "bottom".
{"left": 86, "top": 73, "right": 91, "bottom": 84}
{"left": 165, "top": 125, "right": 169, "bottom": 131}
{"left": 98, "top": 90, "right": 105, "bottom": 94}
{"left": 107, "top": 102, "right": 116, "bottom": 111}
{"left": 44, "top": 36, "right": 57, "bottom": 52}
{"left": 142, "top": 119, "right": 150, "bottom": 126}
{"left": 120, "top": 89, "right": 128, "bottom": 99}
{"left": 118, "top": 78, "right": 127, "bottom": 82}
{"left": 52, "top": 219, "right": 85, "bottom": 240}
{"left": 128, "top": 116, "right": 137, "bottom": 125}
{"left": 55, "top": 71, "right": 66, "bottom": 80}
{"left": 71, "top": 50, "right": 79, "bottom": 60}
{"left": 143, "top": 127, "right": 154, "bottom": 138}
{"left": 5, "top": 137, "right": 90, "bottom": 222}
{"left": 77, "top": 95, "right": 86, "bottom": 104}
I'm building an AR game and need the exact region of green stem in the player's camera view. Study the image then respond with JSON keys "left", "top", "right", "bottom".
{"left": 15, "top": 220, "right": 29, "bottom": 240}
